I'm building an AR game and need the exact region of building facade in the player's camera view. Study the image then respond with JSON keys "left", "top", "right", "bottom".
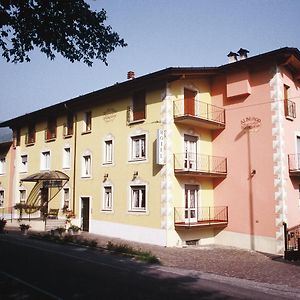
{"left": 1, "top": 47, "right": 300, "bottom": 254}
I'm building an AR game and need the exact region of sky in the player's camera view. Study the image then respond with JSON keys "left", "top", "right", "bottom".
{"left": 1, "top": 0, "right": 300, "bottom": 123}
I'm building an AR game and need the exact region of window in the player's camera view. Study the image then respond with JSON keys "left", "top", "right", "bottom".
{"left": 63, "top": 147, "right": 71, "bottom": 169}
{"left": 20, "top": 155, "right": 28, "bottom": 173}
{"left": 127, "top": 90, "right": 146, "bottom": 123}
{"left": 19, "top": 189, "right": 26, "bottom": 204}
{"left": 131, "top": 134, "right": 146, "bottom": 160}
{"left": 104, "top": 140, "right": 113, "bottom": 164}
{"left": 130, "top": 185, "right": 146, "bottom": 211}
{"left": 45, "top": 118, "right": 57, "bottom": 140}
{"left": 41, "top": 151, "right": 50, "bottom": 170}
{"left": 284, "top": 85, "right": 296, "bottom": 119}
{"left": 83, "top": 111, "right": 92, "bottom": 132}
{"left": 26, "top": 124, "right": 35, "bottom": 145}
{"left": 0, "top": 190, "right": 4, "bottom": 207}
{"left": 0, "top": 157, "right": 5, "bottom": 175}
{"left": 64, "top": 113, "right": 74, "bottom": 137}
{"left": 103, "top": 186, "right": 113, "bottom": 211}
{"left": 13, "top": 129, "right": 20, "bottom": 147}
{"left": 82, "top": 154, "right": 91, "bottom": 177}
{"left": 63, "top": 188, "right": 70, "bottom": 209}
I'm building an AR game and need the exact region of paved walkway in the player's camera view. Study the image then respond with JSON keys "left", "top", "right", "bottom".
{"left": 6, "top": 227, "right": 300, "bottom": 289}
{"left": 79, "top": 232, "right": 300, "bottom": 289}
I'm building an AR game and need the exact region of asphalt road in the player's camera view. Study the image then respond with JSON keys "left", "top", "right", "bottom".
{"left": 0, "top": 234, "right": 299, "bottom": 300}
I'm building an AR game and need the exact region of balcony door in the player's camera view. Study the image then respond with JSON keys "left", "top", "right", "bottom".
{"left": 185, "top": 185, "right": 198, "bottom": 223}
{"left": 184, "top": 88, "right": 196, "bottom": 116}
{"left": 184, "top": 135, "right": 198, "bottom": 170}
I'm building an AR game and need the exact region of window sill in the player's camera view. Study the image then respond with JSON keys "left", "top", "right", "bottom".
{"left": 81, "top": 130, "right": 91, "bottom": 135}
{"left": 63, "top": 134, "right": 73, "bottom": 139}
{"left": 128, "top": 119, "right": 145, "bottom": 125}
{"left": 103, "top": 162, "right": 113, "bottom": 166}
{"left": 101, "top": 209, "right": 113, "bottom": 213}
{"left": 45, "top": 138, "right": 56, "bottom": 142}
{"left": 285, "top": 116, "right": 295, "bottom": 121}
{"left": 81, "top": 175, "right": 92, "bottom": 179}
{"left": 128, "top": 209, "right": 147, "bottom": 213}
{"left": 25, "top": 143, "right": 35, "bottom": 147}
{"left": 128, "top": 158, "right": 147, "bottom": 164}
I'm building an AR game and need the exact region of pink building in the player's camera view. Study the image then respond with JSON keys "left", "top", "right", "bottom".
{"left": 211, "top": 47, "right": 300, "bottom": 254}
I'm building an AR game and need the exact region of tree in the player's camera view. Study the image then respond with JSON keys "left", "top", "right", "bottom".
{"left": 0, "top": 0, "right": 127, "bottom": 66}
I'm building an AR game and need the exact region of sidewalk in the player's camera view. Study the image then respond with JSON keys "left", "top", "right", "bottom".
{"left": 5, "top": 227, "right": 300, "bottom": 289}
{"left": 79, "top": 231, "right": 300, "bottom": 289}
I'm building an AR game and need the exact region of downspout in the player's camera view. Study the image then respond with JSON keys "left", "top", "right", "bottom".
{"left": 64, "top": 104, "right": 77, "bottom": 213}
{"left": 72, "top": 112, "right": 77, "bottom": 212}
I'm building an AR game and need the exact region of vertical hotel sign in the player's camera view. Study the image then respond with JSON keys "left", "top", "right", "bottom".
{"left": 156, "top": 129, "right": 166, "bottom": 165}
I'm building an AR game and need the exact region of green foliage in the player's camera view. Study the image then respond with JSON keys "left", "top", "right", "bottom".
{"left": 0, "top": 0, "right": 127, "bottom": 66}
{"left": 106, "top": 241, "right": 160, "bottom": 264}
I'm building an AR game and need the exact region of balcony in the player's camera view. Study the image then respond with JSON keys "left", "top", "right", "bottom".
{"left": 174, "top": 153, "right": 227, "bottom": 178}
{"left": 173, "top": 99, "right": 225, "bottom": 129}
{"left": 288, "top": 154, "right": 300, "bottom": 176}
{"left": 174, "top": 206, "right": 228, "bottom": 228}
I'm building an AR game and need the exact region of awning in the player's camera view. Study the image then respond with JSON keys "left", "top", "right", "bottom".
{"left": 21, "top": 170, "right": 69, "bottom": 182}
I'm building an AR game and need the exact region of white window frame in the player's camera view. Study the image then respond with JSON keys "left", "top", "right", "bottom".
{"left": 81, "top": 152, "right": 92, "bottom": 178}
{"left": 62, "top": 187, "right": 70, "bottom": 209}
{"left": 129, "top": 184, "right": 147, "bottom": 212}
{"left": 102, "top": 185, "right": 113, "bottom": 211}
{"left": 63, "top": 146, "right": 71, "bottom": 169}
{"left": 20, "top": 154, "right": 28, "bottom": 173}
{"left": 0, "top": 189, "right": 4, "bottom": 207}
{"left": 0, "top": 156, "right": 6, "bottom": 175}
{"left": 40, "top": 150, "right": 51, "bottom": 171}
{"left": 130, "top": 134, "right": 147, "bottom": 161}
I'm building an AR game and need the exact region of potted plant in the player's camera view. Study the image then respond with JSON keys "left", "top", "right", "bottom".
{"left": 0, "top": 218, "right": 7, "bottom": 233}
{"left": 54, "top": 226, "right": 66, "bottom": 237}
{"left": 68, "top": 224, "right": 81, "bottom": 235}
{"left": 19, "top": 223, "right": 30, "bottom": 235}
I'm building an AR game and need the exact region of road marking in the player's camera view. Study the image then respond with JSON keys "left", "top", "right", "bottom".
{"left": 0, "top": 270, "right": 62, "bottom": 300}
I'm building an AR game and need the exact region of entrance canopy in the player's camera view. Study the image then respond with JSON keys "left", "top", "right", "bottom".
{"left": 21, "top": 170, "right": 69, "bottom": 182}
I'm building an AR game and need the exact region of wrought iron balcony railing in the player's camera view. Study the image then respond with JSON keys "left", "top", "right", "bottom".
{"left": 174, "top": 206, "right": 228, "bottom": 228}
{"left": 173, "top": 99, "right": 225, "bottom": 129}
{"left": 174, "top": 153, "right": 227, "bottom": 177}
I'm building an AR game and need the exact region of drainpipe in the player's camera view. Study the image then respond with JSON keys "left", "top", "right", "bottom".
{"left": 64, "top": 104, "right": 77, "bottom": 213}
{"left": 72, "top": 112, "right": 77, "bottom": 212}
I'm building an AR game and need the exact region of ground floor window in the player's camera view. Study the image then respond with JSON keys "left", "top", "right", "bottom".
{"left": 130, "top": 185, "right": 146, "bottom": 211}
{"left": 103, "top": 186, "right": 113, "bottom": 211}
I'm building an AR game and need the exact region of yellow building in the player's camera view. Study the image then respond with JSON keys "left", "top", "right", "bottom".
{"left": 0, "top": 68, "right": 227, "bottom": 246}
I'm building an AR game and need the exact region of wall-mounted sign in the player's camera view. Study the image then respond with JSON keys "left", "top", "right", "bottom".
{"left": 103, "top": 108, "right": 117, "bottom": 122}
{"left": 241, "top": 117, "right": 261, "bottom": 132}
{"left": 156, "top": 129, "right": 166, "bottom": 165}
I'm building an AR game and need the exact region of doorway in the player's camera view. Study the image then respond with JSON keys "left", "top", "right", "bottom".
{"left": 184, "top": 134, "right": 198, "bottom": 170}
{"left": 40, "top": 187, "right": 49, "bottom": 218}
{"left": 81, "top": 197, "right": 90, "bottom": 232}
{"left": 184, "top": 88, "right": 196, "bottom": 116}
{"left": 184, "top": 185, "right": 199, "bottom": 224}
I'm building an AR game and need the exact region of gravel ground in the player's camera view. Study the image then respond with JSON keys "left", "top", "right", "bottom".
{"left": 80, "top": 232, "right": 300, "bottom": 289}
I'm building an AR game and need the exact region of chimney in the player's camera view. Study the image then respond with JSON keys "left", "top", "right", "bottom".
{"left": 237, "top": 48, "right": 249, "bottom": 60}
{"left": 227, "top": 51, "right": 239, "bottom": 63}
{"left": 127, "top": 71, "right": 135, "bottom": 80}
